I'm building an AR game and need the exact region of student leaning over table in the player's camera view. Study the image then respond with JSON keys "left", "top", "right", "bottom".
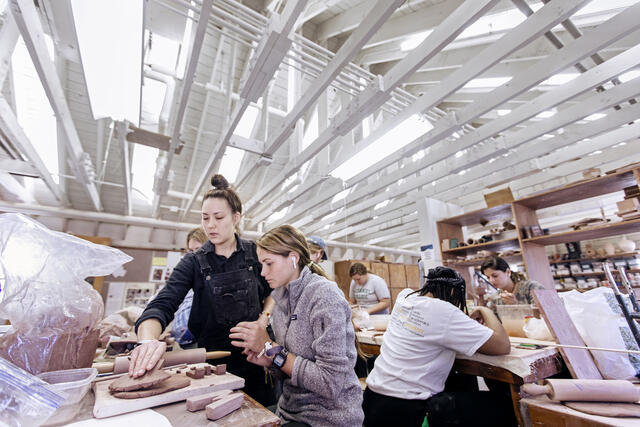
{"left": 130, "top": 174, "right": 275, "bottom": 406}
{"left": 229, "top": 225, "right": 364, "bottom": 427}
{"left": 363, "top": 266, "right": 513, "bottom": 427}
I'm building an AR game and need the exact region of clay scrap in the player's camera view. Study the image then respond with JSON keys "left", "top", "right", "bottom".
{"left": 111, "top": 376, "right": 191, "bottom": 399}
{"left": 205, "top": 392, "right": 244, "bottom": 421}
{"left": 186, "top": 389, "right": 233, "bottom": 412}
{"left": 109, "top": 359, "right": 170, "bottom": 392}
{"left": 214, "top": 364, "right": 226, "bottom": 375}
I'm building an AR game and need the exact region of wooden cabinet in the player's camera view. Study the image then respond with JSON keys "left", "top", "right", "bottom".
{"left": 436, "top": 165, "right": 640, "bottom": 290}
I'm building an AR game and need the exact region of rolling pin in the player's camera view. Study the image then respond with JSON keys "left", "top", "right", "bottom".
{"left": 93, "top": 348, "right": 231, "bottom": 374}
{"left": 522, "top": 379, "right": 640, "bottom": 402}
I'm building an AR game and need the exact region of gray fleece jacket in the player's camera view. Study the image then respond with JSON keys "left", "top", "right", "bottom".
{"left": 271, "top": 266, "right": 364, "bottom": 427}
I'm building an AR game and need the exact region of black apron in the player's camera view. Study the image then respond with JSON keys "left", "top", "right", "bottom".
{"left": 194, "top": 247, "right": 276, "bottom": 406}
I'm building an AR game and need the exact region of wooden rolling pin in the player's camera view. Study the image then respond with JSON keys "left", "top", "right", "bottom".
{"left": 93, "top": 348, "right": 231, "bottom": 374}
{"left": 522, "top": 379, "right": 640, "bottom": 402}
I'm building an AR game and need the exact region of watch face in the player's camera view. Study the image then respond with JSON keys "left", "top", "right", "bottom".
{"left": 273, "top": 354, "right": 285, "bottom": 367}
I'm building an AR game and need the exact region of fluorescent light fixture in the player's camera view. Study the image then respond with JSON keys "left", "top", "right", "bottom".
{"left": 463, "top": 77, "right": 512, "bottom": 89}
{"left": 400, "top": 30, "right": 434, "bottom": 51}
{"left": 321, "top": 211, "right": 339, "bottom": 221}
{"left": 219, "top": 147, "right": 245, "bottom": 183}
{"left": 584, "top": 113, "right": 606, "bottom": 121}
{"left": 536, "top": 109, "right": 557, "bottom": 119}
{"left": 12, "top": 37, "right": 58, "bottom": 182}
{"left": 540, "top": 134, "right": 555, "bottom": 139}
{"left": 374, "top": 200, "right": 390, "bottom": 210}
{"left": 589, "top": 150, "right": 603, "bottom": 156}
{"left": 541, "top": 73, "right": 579, "bottom": 85}
{"left": 71, "top": 0, "right": 143, "bottom": 125}
{"left": 132, "top": 144, "right": 159, "bottom": 202}
{"left": 267, "top": 206, "right": 289, "bottom": 223}
{"left": 497, "top": 109, "right": 511, "bottom": 116}
{"left": 234, "top": 105, "right": 260, "bottom": 139}
{"left": 331, "top": 188, "right": 351, "bottom": 204}
{"left": 330, "top": 114, "right": 433, "bottom": 181}
{"left": 455, "top": 150, "right": 466, "bottom": 158}
{"left": 619, "top": 69, "right": 640, "bottom": 83}
{"left": 412, "top": 150, "right": 425, "bottom": 162}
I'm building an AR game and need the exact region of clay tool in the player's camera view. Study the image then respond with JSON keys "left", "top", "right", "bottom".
{"left": 603, "top": 262, "right": 640, "bottom": 348}
{"left": 474, "top": 271, "right": 498, "bottom": 291}
{"left": 522, "top": 379, "right": 640, "bottom": 402}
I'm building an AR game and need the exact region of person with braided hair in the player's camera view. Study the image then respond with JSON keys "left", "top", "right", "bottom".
{"left": 362, "top": 266, "right": 511, "bottom": 427}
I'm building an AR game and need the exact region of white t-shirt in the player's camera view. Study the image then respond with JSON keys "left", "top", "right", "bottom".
{"left": 366, "top": 288, "right": 493, "bottom": 400}
{"left": 349, "top": 273, "right": 390, "bottom": 314}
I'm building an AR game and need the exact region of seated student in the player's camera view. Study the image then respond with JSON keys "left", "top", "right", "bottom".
{"left": 481, "top": 256, "right": 544, "bottom": 306}
{"left": 229, "top": 225, "right": 364, "bottom": 427}
{"left": 348, "top": 262, "right": 390, "bottom": 315}
{"left": 363, "top": 267, "right": 512, "bottom": 427}
{"left": 307, "top": 235, "right": 327, "bottom": 263}
{"left": 170, "top": 227, "right": 208, "bottom": 348}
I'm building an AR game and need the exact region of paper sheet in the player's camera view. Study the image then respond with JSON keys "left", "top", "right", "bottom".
{"left": 65, "top": 409, "right": 171, "bottom": 427}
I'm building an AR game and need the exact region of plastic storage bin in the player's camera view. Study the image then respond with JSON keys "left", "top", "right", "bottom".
{"left": 496, "top": 304, "right": 535, "bottom": 338}
{"left": 37, "top": 367, "right": 97, "bottom": 405}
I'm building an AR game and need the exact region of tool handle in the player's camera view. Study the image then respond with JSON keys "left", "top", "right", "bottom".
{"left": 206, "top": 351, "right": 231, "bottom": 360}
{"left": 93, "top": 361, "right": 115, "bottom": 373}
{"left": 521, "top": 383, "right": 551, "bottom": 397}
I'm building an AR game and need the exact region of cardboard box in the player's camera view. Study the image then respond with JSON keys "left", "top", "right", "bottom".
{"left": 483, "top": 187, "right": 514, "bottom": 208}
{"left": 617, "top": 197, "right": 640, "bottom": 213}
{"left": 405, "top": 265, "right": 421, "bottom": 289}
{"left": 370, "top": 262, "right": 390, "bottom": 285}
{"left": 389, "top": 264, "right": 407, "bottom": 287}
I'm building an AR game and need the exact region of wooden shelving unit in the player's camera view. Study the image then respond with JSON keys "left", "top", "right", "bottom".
{"left": 436, "top": 165, "right": 640, "bottom": 290}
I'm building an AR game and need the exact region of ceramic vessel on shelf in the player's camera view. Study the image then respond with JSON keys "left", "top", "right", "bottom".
{"left": 604, "top": 242, "right": 616, "bottom": 256}
{"left": 618, "top": 237, "right": 636, "bottom": 253}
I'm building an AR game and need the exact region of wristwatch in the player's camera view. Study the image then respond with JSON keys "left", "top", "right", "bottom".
{"left": 272, "top": 346, "right": 289, "bottom": 369}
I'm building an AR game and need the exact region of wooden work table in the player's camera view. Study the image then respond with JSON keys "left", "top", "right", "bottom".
{"left": 356, "top": 331, "right": 565, "bottom": 426}
{"left": 46, "top": 389, "right": 280, "bottom": 426}
{"left": 521, "top": 397, "right": 640, "bottom": 427}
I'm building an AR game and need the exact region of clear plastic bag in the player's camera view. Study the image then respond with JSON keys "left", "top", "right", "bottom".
{"left": 0, "top": 357, "right": 65, "bottom": 427}
{"left": 0, "top": 213, "right": 132, "bottom": 374}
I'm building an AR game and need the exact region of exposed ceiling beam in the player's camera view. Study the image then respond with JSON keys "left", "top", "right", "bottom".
{"left": 0, "top": 6, "right": 19, "bottom": 86}
{"left": 0, "top": 171, "right": 37, "bottom": 203}
{"left": 235, "top": 0, "right": 405, "bottom": 190}
{"left": 152, "top": 0, "right": 213, "bottom": 217}
{"left": 272, "top": 0, "right": 590, "bottom": 228}
{"left": 0, "top": 96, "right": 68, "bottom": 205}
{"left": 10, "top": 0, "right": 102, "bottom": 210}
{"left": 0, "top": 158, "right": 38, "bottom": 177}
{"left": 245, "top": 0, "right": 500, "bottom": 219}
{"left": 116, "top": 121, "right": 132, "bottom": 216}
{"left": 178, "top": 0, "right": 309, "bottom": 221}
{"left": 291, "top": 76, "right": 640, "bottom": 235}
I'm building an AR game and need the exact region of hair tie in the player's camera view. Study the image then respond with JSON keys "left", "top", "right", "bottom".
{"left": 307, "top": 261, "right": 314, "bottom": 268}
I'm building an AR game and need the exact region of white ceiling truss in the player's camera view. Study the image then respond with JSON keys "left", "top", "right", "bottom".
{"left": 0, "top": 0, "right": 640, "bottom": 255}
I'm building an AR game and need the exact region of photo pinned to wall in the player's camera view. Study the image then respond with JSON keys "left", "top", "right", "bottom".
{"left": 150, "top": 267, "right": 165, "bottom": 282}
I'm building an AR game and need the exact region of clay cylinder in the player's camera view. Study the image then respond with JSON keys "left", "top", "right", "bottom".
{"left": 545, "top": 379, "right": 640, "bottom": 402}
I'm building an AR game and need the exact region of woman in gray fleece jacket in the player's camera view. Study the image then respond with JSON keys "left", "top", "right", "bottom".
{"left": 230, "top": 225, "right": 363, "bottom": 426}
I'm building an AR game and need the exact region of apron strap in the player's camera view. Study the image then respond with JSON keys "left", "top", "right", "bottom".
{"left": 195, "top": 252, "right": 213, "bottom": 275}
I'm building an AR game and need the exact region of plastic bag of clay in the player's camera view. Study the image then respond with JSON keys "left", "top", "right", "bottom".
{"left": 352, "top": 309, "right": 372, "bottom": 330}
{"left": 0, "top": 213, "right": 132, "bottom": 374}
{"left": 0, "top": 356, "right": 65, "bottom": 427}
{"left": 559, "top": 287, "right": 640, "bottom": 379}
{"left": 523, "top": 317, "right": 553, "bottom": 341}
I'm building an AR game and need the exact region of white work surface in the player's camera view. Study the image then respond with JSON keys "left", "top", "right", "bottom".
{"left": 521, "top": 396, "right": 640, "bottom": 427}
{"left": 356, "top": 331, "right": 560, "bottom": 380}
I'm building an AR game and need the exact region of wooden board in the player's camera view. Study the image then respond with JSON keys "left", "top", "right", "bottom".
{"left": 370, "top": 262, "right": 390, "bottom": 286}
{"left": 533, "top": 289, "right": 602, "bottom": 380}
{"left": 484, "top": 187, "right": 514, "bottom": 208}
{"left": 93, "top": 363, "right": 245, "bottom": 419}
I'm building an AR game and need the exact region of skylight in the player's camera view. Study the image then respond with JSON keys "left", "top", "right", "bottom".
{"left": 619, "top": 69, "right": 640, "bottom": 83}
{"left": 497, "top": 109, "right": 511, "bottom": 116}
{"left": 541, "top": 73, "right": 579, "bottom": 86}
{"left": 218, "top": 147, "right": 245, "bottom": 183}
{"left": 234, "top": 104, "right": 260, "bottom": 138}
{"left": 71, "top": 0, "right": 143, "bottom": 125}
{"left": 331, "top": 188, "right": 351, "bottom": 204}
{"left": 12, "top": 37, "right": 58, "bottom": 183}
{"left": 584, "top": 113, "right": 606, "bottom": 121}
{"left": 330, "top": 114, "right": 433, "bottom": 181}
{"left": 302, "top": 106, "right": 318, "bottom": 150}
{"left": 536, "top": 109, "right": 557, "bottom": 119}
{"left": 463, "top": 77, "right": 512, "bottom": 89}
{"left": 131, "top": 144, "right": 158, "bottom": 202}
{"left": 400, "top": 30, "right": 434, "bottom": 51}
{"left": 267, "top": 206, "right": 289, "bottom": 223}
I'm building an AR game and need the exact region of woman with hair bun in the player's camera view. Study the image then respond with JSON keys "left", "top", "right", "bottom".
{"left": 230, "top": 225, "right": 363, "bottom": 427}
{"left": 131, "top": 174, "right": 276, "bottom": 405}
